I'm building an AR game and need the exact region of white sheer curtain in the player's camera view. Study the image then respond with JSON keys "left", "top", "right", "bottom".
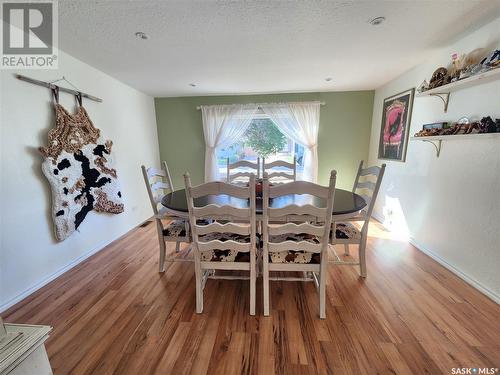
{"left": 201, "top": 104, "right": 258, "bottom": 182}
{"left": 261, "top": 102, "right": 321, "bottom": 182}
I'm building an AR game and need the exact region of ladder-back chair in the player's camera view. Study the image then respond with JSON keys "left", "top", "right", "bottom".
{"left": 262, "top": 171, "right": 336, "bottom": 319}
{"left": 184, "top": 173, "right": 258, "bottom": 315}
{"left": 262, "top": 157, "right": 296, "bottom": 184}
{"left": 226, "top": 158, "right": 260, "bottom": 185}
{"left": 331, "top": 161, "right": 386, "bottom": 277}
{"left": 141, "top": 161, "right": 190, "bottom": 272}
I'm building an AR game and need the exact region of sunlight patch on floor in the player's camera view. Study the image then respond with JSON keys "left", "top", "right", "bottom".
{"left": 373, "top": 195, "right": 410, "bottom": 242}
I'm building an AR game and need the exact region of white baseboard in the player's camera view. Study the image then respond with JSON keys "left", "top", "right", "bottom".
{"left": 0, "top": 220, "right": 145, "bottom": 313}
{"left": 409, "top": 237, "right": 499, "bottom": 304}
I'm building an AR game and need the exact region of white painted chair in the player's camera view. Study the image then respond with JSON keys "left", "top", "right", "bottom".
{"left": 141, "top": 162, "right": 190, "bottom": 272}
{"left": 262, "top": 157, "right": 296, "bottom": 184}
{"left": 262, "top": 171, "right": 337, "bottom": 319}
{"left": 330, "top": 161, "right": 386, "bottom": 277}
{"left": 226, "top": 158, "right": 260, "bottom": 185}
{"left": 184, "top": 173, "right": 258, "bottom": 315}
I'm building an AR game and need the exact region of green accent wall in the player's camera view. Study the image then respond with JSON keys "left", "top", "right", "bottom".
{"left": 154, "top": 91, "right": 374, "bottom": 189}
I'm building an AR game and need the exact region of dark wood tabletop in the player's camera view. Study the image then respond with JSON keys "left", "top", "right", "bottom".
{"left": 161, "top": 188, "right": 366, "bottom": 217}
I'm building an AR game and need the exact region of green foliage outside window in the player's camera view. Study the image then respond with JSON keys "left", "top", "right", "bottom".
{"left": 244, "top": 119, "right": 286, "bottom": 158}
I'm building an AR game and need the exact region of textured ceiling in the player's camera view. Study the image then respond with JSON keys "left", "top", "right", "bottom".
{"left": 58, "top": 0, "right": 500, "bottom": 97}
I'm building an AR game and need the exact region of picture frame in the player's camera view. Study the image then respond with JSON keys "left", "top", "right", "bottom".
{"left": 378, "top": 88, "right": 415, "bottom": 162}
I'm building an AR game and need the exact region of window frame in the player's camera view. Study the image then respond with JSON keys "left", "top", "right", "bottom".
{"left": 216, "top": 113, "right": 305, "bottom": 180}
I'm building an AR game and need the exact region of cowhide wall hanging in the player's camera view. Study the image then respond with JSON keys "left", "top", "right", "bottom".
{"left": 39, "top": 87, "right": 124, "bottom": 241}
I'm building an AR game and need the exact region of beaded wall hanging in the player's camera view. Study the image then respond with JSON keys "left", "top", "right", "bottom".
{"left": 39, "top": 88, "right": 124, "bottom": 241}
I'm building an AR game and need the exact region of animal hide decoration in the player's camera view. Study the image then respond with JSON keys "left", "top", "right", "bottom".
{"left": 39, "top": 102, "right": 124, "bottom": 241}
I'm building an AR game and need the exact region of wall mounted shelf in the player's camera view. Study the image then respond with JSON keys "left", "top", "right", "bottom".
{"left": 410, "top": 132, "right": 500, "bottom": 157}
{"left": 416, "top": 68, "right": 500, "bottom": 112}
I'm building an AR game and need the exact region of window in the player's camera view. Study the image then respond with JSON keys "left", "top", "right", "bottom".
{"left": 216, "top": 115, "right": 305, "bottom": 179}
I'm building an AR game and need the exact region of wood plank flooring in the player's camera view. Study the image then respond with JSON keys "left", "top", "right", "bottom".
{"left": 3, "top": 221, "right": 500, "bottom": 374}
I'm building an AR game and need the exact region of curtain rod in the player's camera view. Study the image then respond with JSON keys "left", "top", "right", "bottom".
{"left": 15, "top": 74, "right": 103, "bottom": 102}
{"left": 196, "top": 101, "right": 325, "bottom": 110}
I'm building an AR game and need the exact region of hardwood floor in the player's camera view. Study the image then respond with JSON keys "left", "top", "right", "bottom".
{"left": 3, "top": 221, "right": 499, "bottom": 374}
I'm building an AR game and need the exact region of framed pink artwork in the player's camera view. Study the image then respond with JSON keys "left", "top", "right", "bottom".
{"left": 378, "top": 88, "right": 414, "bottom": 162}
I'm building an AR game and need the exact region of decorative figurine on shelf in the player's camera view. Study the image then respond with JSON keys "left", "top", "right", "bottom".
{"left": 459, "top": 48, "right": 487, "bottom": 79}
{"left": 415, "top": 115, "right": 499, "bottom": 137}
{"left": 414, "top": 122, "right": 449, "bottom": 137}
{"left": 479, "top": 116, "right": 497, "bottom": 133}
{"left": 414, "top": 128, "right": 441, "bottom": 137}
{"left": 441, "top": 127, "right": 455, "bottom": 135}
{"left": 428, "top": 67, "right": 449, "bottom": 89}
{"left": 451, "top": 117, "right": 481, "bottom": 135}
{"left": 451, "top": 119, "right": 467, "bottom": 134}
{"left": 480, "top": 49, "right": 500, "bottom": 69}
{"left": 417, "top": 80, "right": 429, "bottom": 93}
{"left": 461, "top": 62, "right": 481, "bottom": 78}
{"left": 448, "top": 53, "right": 465, "bottom": 82}
{"left": 451, "top": 125, "right": 463, "bottom": 135}
{"left": 466, "top": 122, "right": 481, "bottom": 134}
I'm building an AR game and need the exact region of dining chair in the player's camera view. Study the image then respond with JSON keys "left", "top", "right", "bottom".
{"left": 141, "top": 162, "right": 190, "bottom": 272}
{"left": 226, "top": 158, "right": 260, "bottom": 185}
{"left": 184, "top": 173, "right": 258, "bottom": 315}
{"left": 262, "top": 170, "right": 337, "bottom": 319}
{"left": 262, "top": 157, "right": 296, "bottom": 184}
{"left": 330, "top": 161, "right": 386, "bottom": 277}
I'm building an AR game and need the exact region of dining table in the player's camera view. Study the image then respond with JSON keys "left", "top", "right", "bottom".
{"left": 161, "top": 188, "right": 366, "bottom": 221}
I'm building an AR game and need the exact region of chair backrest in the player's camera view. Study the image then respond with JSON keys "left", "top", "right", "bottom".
{"left": 141, "top": 161, "right": 174, "bottom": 216}
{"left": 262, "top": 170, "right": 336, "bottom": 257}
{"left": 227, "top": 158, "right": 260, "bottom": 184}
{"left": 184, "top": 173, "right": 257, "bottom": 259}
{"left": 263, "top": 157, "right": 296, "bottom": 184}
{"left": 352, "top": 161, "right": 386, "bottom": 220}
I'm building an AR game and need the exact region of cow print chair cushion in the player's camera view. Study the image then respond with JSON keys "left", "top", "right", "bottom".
{"left": 335, "top": 222, "right": 362, "bottom": 240}
{"left": 268, "top": 233, "right": 321, "bottom": 264}
{"left": 197, "top": 232, "right": 254, "bottom": 262}
{"left": 162, "top": 220, "right": 188, "bottom": 238}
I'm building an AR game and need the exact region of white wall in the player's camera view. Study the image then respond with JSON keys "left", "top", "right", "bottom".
{"left": 367, "top": 18, "right": 500, "bottom": 302}
{"left": 0, "top": 50, "right": 160, "bottom": 311}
